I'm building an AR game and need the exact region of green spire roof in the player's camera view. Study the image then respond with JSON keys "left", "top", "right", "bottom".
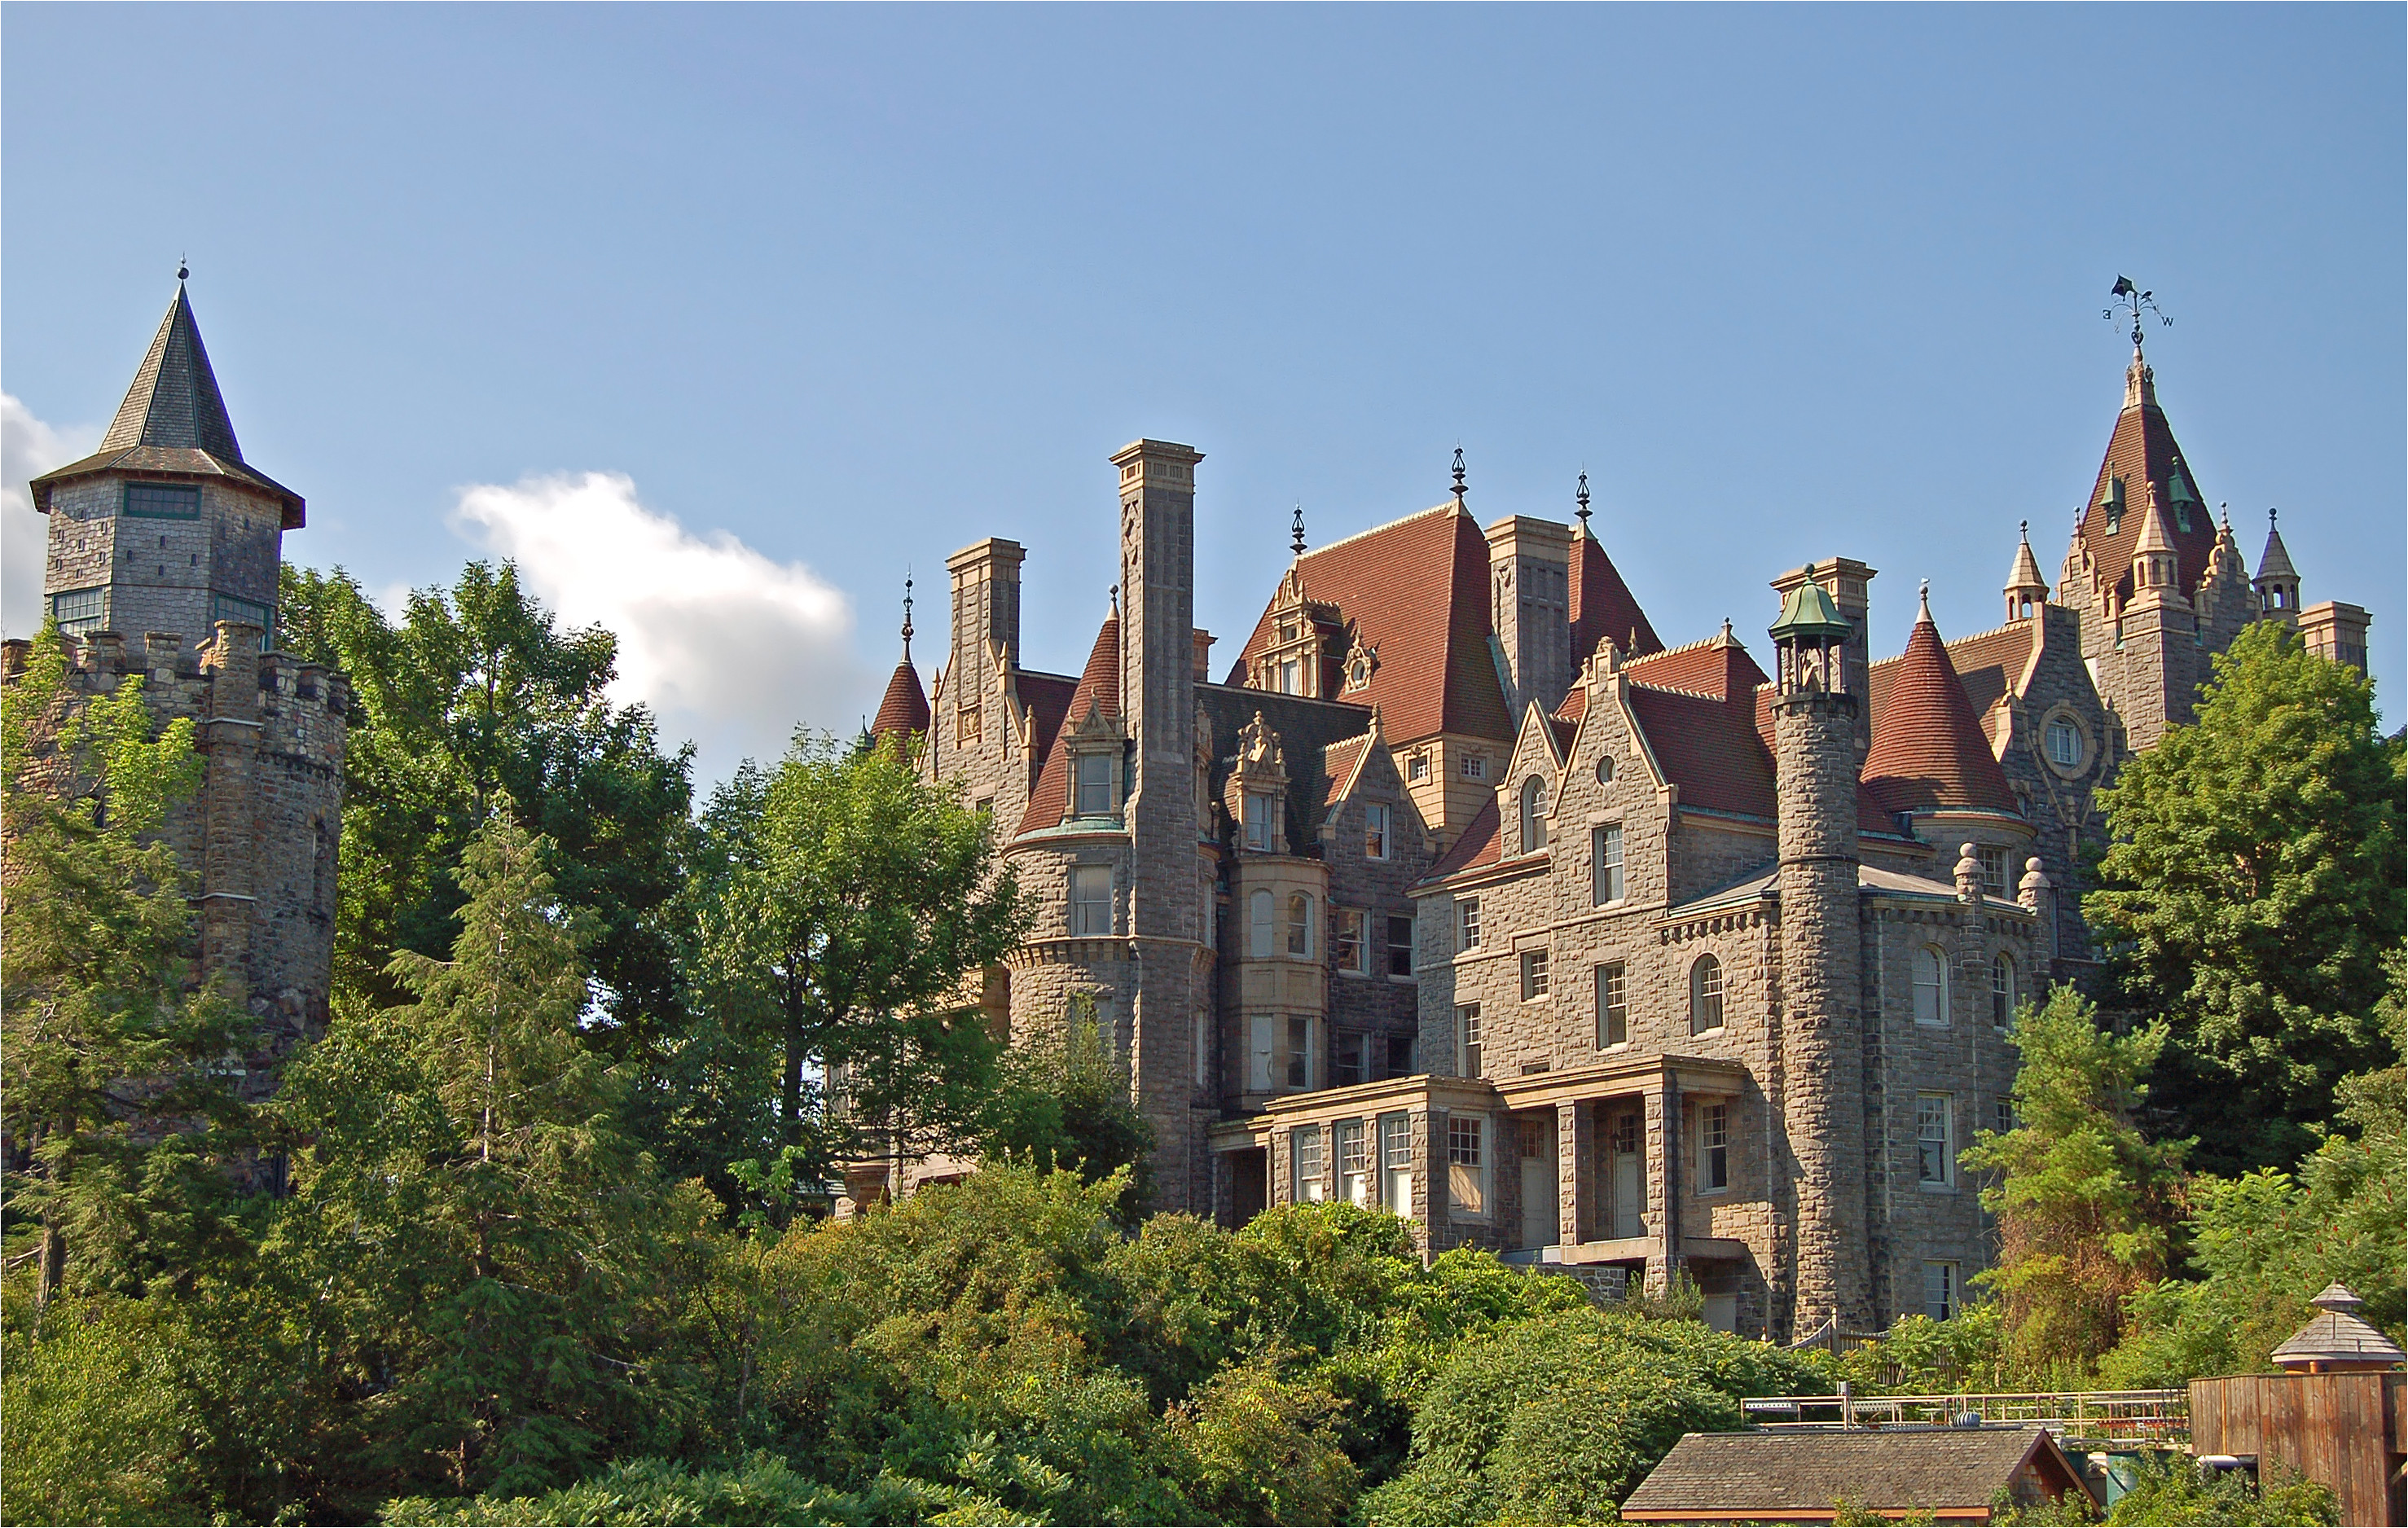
{"left": 1769, "top": 581, "right": 1852, "bottom": 641}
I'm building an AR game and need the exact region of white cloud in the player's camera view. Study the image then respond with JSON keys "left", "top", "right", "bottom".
{"left": 2, "top": 396, "right": 100, "bottom": 639}
{"left": 450, "top": 470, "right": 877, "bottom": 780}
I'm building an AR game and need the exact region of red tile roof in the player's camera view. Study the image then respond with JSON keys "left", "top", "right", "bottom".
{"left": 1228, "top": 506, "right": 1513, "bottom": 744}
{"left": 1320, "top": 732, "right": 1372, "bottom": 808}
{"left": 1622, "top": 628, "right": 1769, "bottom": 701}
{"left": 1629, "top": 682, "right": 1777, "bottom": 819}
{"left": 1014, "top": 613, "right": 1119, "bottom": 838}
{"left": 2076, "top": 358, "right": 2221, "bottom": 608}
{"left": 1865, "top": 621, "right": 2034, "bottom": 733}
{"left": 1424, "top": 795, "right": 1502, "bottom": 880}
{"left": 1862, "top": 613, "right": 2019, "bottom": 816}
{"left": 870, "top": 657, "right": 929, "bottom": 743}
{"left": 1570, "top": 530, "right": 1664, "bottom": 663}
{"left": 1016, "top": 670, "right": 1077, "bottom": 780}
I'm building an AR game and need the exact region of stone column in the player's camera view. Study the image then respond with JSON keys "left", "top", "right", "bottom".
{"left": 1557, "top": 1100, "right": 1591, "bottom": 1249}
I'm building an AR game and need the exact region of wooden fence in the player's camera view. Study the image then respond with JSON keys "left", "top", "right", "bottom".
{"left": 2190, "top": 1372, "right": 2405, "bottom": 1528}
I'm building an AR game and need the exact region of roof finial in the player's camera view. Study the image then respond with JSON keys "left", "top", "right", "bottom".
{"left": 2220, "top": 502, "right": 2231, "bottom": 530}
{"left": 1451, "top": 446, "right": 1467, "bottom": 506}
{"left": 900, "top": 572, "right": 915, "bottom": 661}
{"left": 2019, "top": 519, "right": 2030, "bottom": 545}
{"left": 2268, "top": 505, "right": 2278, "bottom": 528}
{"left": 1918, "top": 578, "right": 1934, "bottom": 623}
{"left": 1291, "top": 503, "right": 1307, "bottom": 557}
{"left": 1109, "top": 582, "right": 1120, "bottom": 615}
{"left": 1575, "top": 470, "right": 1592, "bottom": 530}
{"left": 177, "top": 256, "right": 190, "bottom": 284}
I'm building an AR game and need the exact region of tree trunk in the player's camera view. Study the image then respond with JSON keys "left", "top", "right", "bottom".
{"left": 782, "top": 1005, "right": 805, "bottom": 1147}
{"left": 35, "top": 1221, "right": 64, "bottom": 1307}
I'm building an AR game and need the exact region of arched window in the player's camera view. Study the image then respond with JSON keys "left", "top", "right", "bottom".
{"left": 1250, "top": 889, "right": 1274, "bottom": 959}
{"left": 1521, "top": 777, "right": 1549, "bottom": 854}
{"left": 1991, "top": 953, "right": 2015, "bottom": 1029}
{"left": 1690, "top": 955, "right": 1725, "bottom": 1034}
{"left": 1286, "top": 892, "right": 1314, "bottom": 958}
{"left": 1914, "top": 945, "right": 1949, "bottom": 1026}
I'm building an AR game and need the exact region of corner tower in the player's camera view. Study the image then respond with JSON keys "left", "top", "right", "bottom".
{"left": 31, "top": 278, "right": 304, "bottom": 660}
{"left": 1110, "top": 439, "right": 1214, "bottom": 1212}
{"left": 1767, "top": 573, "right": 1872, "bottom": 1337}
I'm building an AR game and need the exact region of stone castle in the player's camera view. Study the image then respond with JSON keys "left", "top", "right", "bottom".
{"left": 7, "top": 281, "right": 349, "bottom": 1096}
{"left": 866, "top": 336, "right": 2370, "bottom": 1341}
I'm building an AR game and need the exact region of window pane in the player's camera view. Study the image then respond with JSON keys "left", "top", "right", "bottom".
{"left": 1521, "top": 950, "right": 1549, "bottom": 999}
{"left": 1287, "top": 1016, "right": 1311, "bottom": 1089}
{"left": 1992, "top": 955, "right": 2014, "bottom": 1028}
{"left": 1597, "top": 963, "right": 1628, "bottom": 1047}
{"left": 1286, "top": 894, "right": 1312, "bottom": 957}
{"left": 1387, "top": 915, "right": 1416, "bottom": 977}
{"left": 1365, "top": 803, "right": 1389, "bottom": 859}
{"left": 1457, "top": 1003, "right": 1482, "bottom": 1078}
{"left": 1293, "top": 1126, "right": 1325, "bottom": 1201}
{"left": 1594, "top": 823, "right": 1624, "bottom": 904}
{"left": 1459, "top": 898, "right": 1481, "bottom": 951}
{"left": 1070, "top": 867, "right": 1112, "bottom": 936}
{"left": 1914, "top": 946, "right": 1947, "bottom": 1025}
{"left": 1333, "top": 1033, "right": 1366, "bottom": 1087}
{"left": 1691, "top": 955, "right": 1724, "bottom": 1034}
{"left": 50, "top": 586, "right": 108, "bottom": 636}
{"left": 1250, "top": 890, "right": 1273, "bottom": 959}
{"left": 123, "top": 483, "right": 200, "bottom": 519}
{"left": 1335, "top": 910, "right": 1365, "bottom": 973}
{"left": 1917, "top": 1094, "right": 1953, "bottom": 1186}
{"left": 1385, "top": 1034, "right": 1415, "bottom": 1079}
{"left": 1244, "top": 793, "right": 1272, "bottom": 848}
{"left": 1076, "top": 753, "right": 1112, "bottom": 814}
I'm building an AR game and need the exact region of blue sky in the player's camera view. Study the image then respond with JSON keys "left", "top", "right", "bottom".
{"left": 5, "top": 5, "right": 2399, "bottom": 780}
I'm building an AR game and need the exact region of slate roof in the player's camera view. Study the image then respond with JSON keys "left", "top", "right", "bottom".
{"left": 1015, "top": 612, "right": 1120, "bottom": 837}
{"left": 2270, "top": 1284, "right": 2407, "bottom": 1368}
{"left": 1620, "top": 1425, "right": 2089, "bottom": 1522}
{"left": 2075, "top": 352, "right": 2218, "bottom": 607}
{"left": 1228, "top": 505, "right": 1513, "bottom": 743}
{"left": 1861, "top": 608, "right": 2019, "bottom": 817}
{"left": 870, "top": 658, "right": 929, "bottom": 744}
{"left": 30, "top": 283, "right": 305, "bottom": 528}
{"left": 1571, "top": 528, "right": 1664, "bottom": 663}
{"left": 1197, "top": 684, "right": 1378, "bottom": 850}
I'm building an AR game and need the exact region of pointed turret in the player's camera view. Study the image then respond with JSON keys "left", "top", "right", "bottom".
{"left": 30, "top": 279, "right": 303, "bottom": 527}
{"left": 2003, "top": 521, "right": 2050, "bottom": 623}
{"left": 870, "top": 579, "right": 931, "bottom": 747}
{"left": 1862, "top": 586, "right": 2019, "bottom": 818}
{"left": 2255, "top": 509, "right": 2301, "bottom": 620}
{"left": 2125, "top": 485, "right": 2188, "bottom": 612}
{"left": 2066, "top": 339, "right": 2214, "bottom": 614}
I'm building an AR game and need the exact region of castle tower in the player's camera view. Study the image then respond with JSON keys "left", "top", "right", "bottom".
{"left": 2255, "top": 510, "right": 2301, "bottom": 624}
{"left": 2003, "top": 522, "right": 2050, "bottom": 624}
{"left": 1110, "top": 438, "right": 1213, "bottom": 1212}
{"left": 2108, "top": 486, "right": 2199, "bottom": 751}
{"left": 1770, "top": 559, "right": 1877, "bottom": 761}
{"left": 1766, "top": 573, "right": 1873, "bottom": 1336}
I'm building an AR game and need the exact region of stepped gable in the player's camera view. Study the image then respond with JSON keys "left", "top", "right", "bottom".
{"left": 1570, "top": 527, "right": 1664, "bottom": 662}
{"left": 870, "top": 659, "right": 929, "bottom": 744}
{"left": 2074, "top": 349, "right": 2217, "bottom": 607}
{"left": 1228, "top": 505, "right": 1513, "bottom": 743}
{"left": 1861, "top": 599, "right": 2019, "bottom": 817}
{"left": 30, "top": 283, "right": 305, "bottom": 527}
{"left": 1014, "top": 611, "right": 1120, "bottom": 837}
{"left": 1422, "top": 794, "right": 1502, "bottom": 881}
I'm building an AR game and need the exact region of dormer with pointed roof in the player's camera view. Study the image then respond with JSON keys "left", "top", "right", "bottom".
{"left": 1014, "top": 605, "right": 1125, "bottom": 838}
{"left": 2125, "top": 485, "right": 2189, "bottom": 613}
{"left": 32, "top": 279, "right": 302, "bottom": 658}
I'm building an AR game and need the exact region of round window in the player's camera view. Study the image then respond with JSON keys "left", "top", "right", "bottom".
{"left": 1595, "top": 754, "right": 1616, "bottom": 785}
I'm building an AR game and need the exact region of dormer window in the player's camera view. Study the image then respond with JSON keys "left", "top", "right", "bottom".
{"left": 1244, "top": 792, "right": 1273, "bottom": 850}
{"left": 1277, "top": 657, "right": 1302, "bottom": 694}
{"left": 1075, "top": 752, "right": 1114, "bottom": 816}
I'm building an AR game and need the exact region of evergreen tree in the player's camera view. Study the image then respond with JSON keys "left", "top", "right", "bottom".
{"left": 1, "top": 624, "right": 252, "bottom": 1306}
{"left": 2085, "top": 621, "right": 2404, "bottom": 1172}
{"left": 1962, "top": 987, "right": 2185, "bottom": 1378}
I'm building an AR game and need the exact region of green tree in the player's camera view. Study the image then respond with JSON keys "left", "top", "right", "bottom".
{"left": 1962, "top": 986, "right": 2185, "bottom": 1379}
{"left": 1, "top": 623, "right": 253, "bottom": 1306}
{"left": 979, "top": 998, "right": 1157, "bottom": 1218}
{"left": 276, "top": 562, "right": 692, "bottom": 1051}
{"left": 686, "top": 731, "right": 1025, "bottom": 1195}
{"left": 2085, "top": 621, "right": 2404, "bottom": 1173}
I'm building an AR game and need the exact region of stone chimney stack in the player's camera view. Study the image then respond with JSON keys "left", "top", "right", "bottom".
{"left": 946, "top": 537, "right": 1025, "bottom": 680}
{"left": 1766, "top": 568, "right": 1873, "bottom": 1337}
{"left": 1483, "top": 516, "right": 1575, "bottom": 718}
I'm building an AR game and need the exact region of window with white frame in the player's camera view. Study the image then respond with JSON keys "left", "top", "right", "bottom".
{"left": 2047, "top": 718, "right": 2083, "bottom": 768}
{"left": 1447, "top": 1115, "right": 1486, "bottom": 1218}
{"left": 1387, "top": 915, "right": 1416, "bottom": 978}
{"left": 1244, "top": 793, "right": 1273, "bottom": 850}
{"left": 1379, "top": 1113, "right": 1413, "bottom": 1217}
{"left": 1914, "top": 945, "right": 1950, "bottom": 1026}
{"left": 1335, "top": 910, "right": 1368, "bottom": 974}
{"left": 1593, "top": 823, "right": 1624, "bottom": 904}
{"left": 1277, "top": 656, "right": 1302, "bottom": 695}
{"left": 1520, "top": 777, "right": 1549, "bottom": 854}
{"left": 1596, "top": 962, "right": 1628, "bottom": 1047}
{"left": 1923, "top": 1260, "right": 1959, "bottom": 1320}
{"left": 1249, "top": 1015, "right": 1275, "bottom": 1091}
{"left": 1075, "top": 752, "right": 1114, "bottom": 816}
{"left": 1457, "top": 1003, "right": 1483, "bottom": 1078}
{"left": 1699, "top": 1101, "right": 1730, "bottom": 1192}
{"left": 1408, "top": 753, "right": 1429, "bottom": 781}
{"left": 1993, "top": 1097, "right": 2015, "bottom": 1139}
{"left": 1690, "top": 954, "right": 1725, "bottom": 1034}
{"left": 49, "top": 586, "right": 108, "bottom": 637}
{"left": 1070, "top": 866, "right": 1113, "bottom": 936}
{"left": 1991, "top": 953, "right": 2015, "bottom": 1029}
{"left": 1338, "top": 1119, "right": 1371, "bottom": 1205}
{"left": 1458, "top": 898, "right": 1482, "bottom": 951}
{"left": 1917, "top": 1093, "right": 1955, "bottom": 1188}
{"left": 1521, "top": 949, "right": 1549, "bottom": 1000}
{"left": 1461, "top": 753, "right": 1486, "bottom": 781}
{"left": 1365, "top": 802, "right": 1391, "bottom": 860}
{"left": 1978, "top": 845, "right": 2012, "bottom": 898}
{"left": 1286, "top": 892, "right": 1314, "bottom": 958}
{"left": 1292, "top": 1125, "right": 1326, "bottom": 1202}
{"left": 1249, "top": 889, "right": 1274, "bottom": 959}
{"left": 1286, "top": 1016, "right": 1312, "bottom": 1090}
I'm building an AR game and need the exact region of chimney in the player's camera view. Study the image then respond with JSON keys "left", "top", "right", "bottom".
{"left": 1483, "top": 516, "right": 1575, "bottom": 717}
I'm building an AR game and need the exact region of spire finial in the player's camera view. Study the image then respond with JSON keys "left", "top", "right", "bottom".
{"left": 177, "top": 256, "right": 190, "bottom": 284}
{"left": 1450, "top": 446, "right": 1466, "bottom": 506}
{"left": 1575, "top": 470, "right": 1592, "bottom": 530}
{"left": 2221, "top": 502, "right": 2231, "bottom": 530}
{"left": 900, "top": 572, "right": 915, "bottom": 660}
{"left": 1918, "top": 579, "right": 1934, "bottom": 623}
{"left": 2106, "top": 275, "right": 2170, "bottom": 357}
{"left": 1109, "top": 582, "right": 1120, "bottom": 615}
{"left": 2019, "top": 519, "right": 2030, "bottom": 545}
{"left": 1291, "top": 503, "right": 1307, "bottom": 557}
{"left": 2268, "top": 506, "right": 2278, "bottom": 528}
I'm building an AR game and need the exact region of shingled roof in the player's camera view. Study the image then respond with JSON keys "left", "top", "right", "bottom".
{"left": 1571, "top": 527, "right": 1664, "bottom": 663}
{"left": 2074, "top": 348, "right": 2217, "bottom": 608}
{"left": 1228, "top": 505, "right": 1513, "bottom": 744}
{"left": 1015, "top": 610, "right": 1120, "bottom": 837}
{"left": 30, "top": 283, "right": 305, "bottom": 528}
{"left": 870, "top": 658, "right": 929, "bottom": 744}
{"left": 1623, "top": 626, "right": 1766, "bottom": 700}
{"left": 1620, "top": 1425, "right": 2093, "bottom": 1524}
{"left": 1861, "top": 598, "right": 2019, "bottom": 818}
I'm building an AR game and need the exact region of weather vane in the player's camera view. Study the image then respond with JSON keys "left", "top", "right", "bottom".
{"left": 1290, "top": 503, "right": 1306, "bottom": 557}
{"left": 2105, "top": 275, "right": 2171, "bottom": 349}
{"left": 1575, "top": 470, "right": 1592, "bottom": 529}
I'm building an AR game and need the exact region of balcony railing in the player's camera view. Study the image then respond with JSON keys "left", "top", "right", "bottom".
{"left": 1739, "top": 1386, "right": 2190, "bottom": 1447}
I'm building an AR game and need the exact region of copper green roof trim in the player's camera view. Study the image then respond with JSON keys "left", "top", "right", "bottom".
{"left": 1768, "top": 580, "right": 1852, "bottom": 641}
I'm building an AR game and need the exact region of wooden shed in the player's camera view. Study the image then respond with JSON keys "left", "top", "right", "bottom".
{"left": 2189, "top": 1284, "right": 2408, "bottom": 1527}
{"left": 1619, "top": 1425, "right": 2095, "bottom": 1524}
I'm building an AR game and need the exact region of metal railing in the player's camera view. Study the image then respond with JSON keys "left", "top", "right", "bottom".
{"left": 1741, "top": 1386, "right": 2190, "bottom": 1447}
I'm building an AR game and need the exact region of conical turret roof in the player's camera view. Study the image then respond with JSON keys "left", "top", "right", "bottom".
{"left": 2004, "top": 525, "right": 2049, "bottom": 598}
{"left": 870, "top": 660, "right": 929, "bottom": 744}
{"left": 1862, "top": 592, "right": 2019, "bottom": 818}
{"left": 1571, "top": 524, "right": 1664, "bottom": 663}
{"left": 29, "top": 281, "right": 304, "bottom": 526}
{"left": 2257, "top": 513, "right": 2299, "bottom": 582}
{"left": 2131, "top": 486, "right": 2177, "bottom": 559}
